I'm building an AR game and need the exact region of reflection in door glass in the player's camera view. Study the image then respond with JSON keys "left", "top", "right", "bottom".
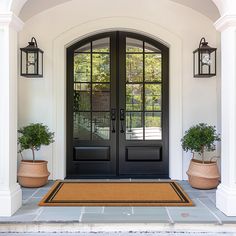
{"left": 75, "top": 43, "right": 90, "bottom": 53}
{"left": 74, "top": 83, "right": 91, "bottom": 111}
{"left": 126, "top": 54, "right": 143, "bottom": 82}
{"left": 74, "top": 54, "right": 90, "bottom": 82}
{"left": 126, "top": 84, "right": 143, "bottom": 111}
{"left": 126, "top": 38, "right": 143, "bottom": 52}
{"left": 92, "top": 83, "right": 110, "bottom": 111}
{"left": 144, "top": 42, "right": 161, "bottom": 53}
{"left": 92, "top": 112, "right": 110, "bottom": 140}
{"left": 74, "top": 112, "right": 91, "bottom": 140}
{"left": 93, "top": 38, "right": 110, "bottom": 52}
{"left": 145, "top": 54, "right": 162, "bottom": 82}
{"left": 92, "top": 54, "right": 110, "bottom": 82}
{"left": 145, "top": 112, "right": 162, "bottom": 140}
{"left": 145, "top": 84, "right": 161, "bottom": 111}
{"left": 126, "top": 112, "right": 143, "bottom": 140}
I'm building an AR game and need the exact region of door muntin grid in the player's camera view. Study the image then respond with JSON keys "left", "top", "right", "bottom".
{"left": 73, "top": 37, "right": 111, "bottom": 141}
{"left": 125, "top": 38, "right": 162, "bottom": 141}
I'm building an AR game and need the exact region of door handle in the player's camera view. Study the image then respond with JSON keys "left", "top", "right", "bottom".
{"left": 111, "top": 109, "right": 116, "bottom": 133}
{"left": 120, "top": 109, "right": 125, "bottom": 133}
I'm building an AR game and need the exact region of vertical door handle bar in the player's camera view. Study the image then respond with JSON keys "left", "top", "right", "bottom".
{"left": 111, "top": 109, "right": 116, "bottom": 133}
{"left": 120, "top": 109, "right": 125, "bottom": 133}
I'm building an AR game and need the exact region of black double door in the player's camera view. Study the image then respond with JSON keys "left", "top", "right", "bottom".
{"left": 66, "top": 31, "right": 169, "bottom": 178}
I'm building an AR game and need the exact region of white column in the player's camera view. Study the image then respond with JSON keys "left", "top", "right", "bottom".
{"left": 0, "top": 12, "right": 24, "bottom": 216}
{"left": 214, "top": 15, "right": 236, "bottom": 216}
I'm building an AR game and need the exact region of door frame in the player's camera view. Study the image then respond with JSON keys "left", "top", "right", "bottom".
{"left": 51, "top": 17, "right": 183, "bottom": 180}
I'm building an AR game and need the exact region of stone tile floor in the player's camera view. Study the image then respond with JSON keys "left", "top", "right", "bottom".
{"left": 0, "top": 180, "right": 236, "bottom": 224}
{"left": 1, "top": 180, "right": 236, "bottom": 235}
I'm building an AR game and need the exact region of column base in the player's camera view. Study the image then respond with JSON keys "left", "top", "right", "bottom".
{"left": 216, "top": 183, "right": 236, "bottom": 216}
{"left": 0, "top": 183, "right": 22, "bottom": 216}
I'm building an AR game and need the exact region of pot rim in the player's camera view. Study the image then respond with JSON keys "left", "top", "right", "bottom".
{"left": 20, "top": 160, "right": 48, "bottom": 165}
{"left": 190, "top": 159, "right": 217, "bottom": 166}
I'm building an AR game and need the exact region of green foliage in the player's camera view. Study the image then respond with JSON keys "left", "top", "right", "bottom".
{"left": 181, "top": 123, "right": 220, "bottom": 162}
{"left": 18, "top": 123, "right": 54, "bottom": 161}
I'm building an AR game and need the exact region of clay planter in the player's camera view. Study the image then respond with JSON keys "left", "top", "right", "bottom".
{"left": 17, "top": 160, "right": 50, "bottom": 188}
{"left": 186, "top": 159, "right": 220, "bottom": 189}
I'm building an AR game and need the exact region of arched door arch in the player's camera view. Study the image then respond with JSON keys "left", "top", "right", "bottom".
{"left": 66, "top": 31, "right": 169, "bottom": 178}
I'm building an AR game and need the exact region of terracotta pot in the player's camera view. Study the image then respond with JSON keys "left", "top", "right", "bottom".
{"left": 17, "top": 160, "right": 50, "bottom": 188}
{"left": 186, "top": 159, "right": 220, "bottom": 189}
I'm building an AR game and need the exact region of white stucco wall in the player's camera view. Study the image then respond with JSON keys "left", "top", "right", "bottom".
{"left": 18, "top": 0, "right": 220, "bottom": 180}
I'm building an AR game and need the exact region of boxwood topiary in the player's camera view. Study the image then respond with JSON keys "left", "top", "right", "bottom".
{"left": 181, "top": 123, "right": 220, "bottom": 163}
{"left": 18, "top": 123, "right": 54, "bottom": 162}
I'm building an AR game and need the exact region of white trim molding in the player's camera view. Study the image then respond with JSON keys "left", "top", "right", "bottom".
{"left": 215, "top": 21, "right": 236, "bottom": 216}
{"left": 0, "top": 13, "right": 22, "bottom": 216}
{"left": 0, "top": 12, "right": 24, "bottom": 31}
{"left": 217, "top": 184, "right": 236, "bottom": 216}
{"left": 52, "top": 16, "right": 183, "bottom": 180}
{"left": 0, "top": 185, "right": 22, "bottom": 216}
{"left": 214, "top": 14, "right": 236, "bottom": 31}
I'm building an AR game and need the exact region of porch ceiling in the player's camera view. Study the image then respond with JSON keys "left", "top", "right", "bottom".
{"left": 19, "top": 0, "right": 220, "bottom": 22}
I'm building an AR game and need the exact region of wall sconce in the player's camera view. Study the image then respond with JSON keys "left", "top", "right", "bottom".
{"left": 193, "top": 37, "right": 216, "bottom": 78}
{"left": 20, "top": 37, "right": 44, "bottom": 77}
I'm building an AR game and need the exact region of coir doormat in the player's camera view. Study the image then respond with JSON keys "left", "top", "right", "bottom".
{"left": 39, "top": 181, "right": 194, "bottom": 206}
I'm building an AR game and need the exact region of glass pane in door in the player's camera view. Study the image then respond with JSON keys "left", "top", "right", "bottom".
{"left": 145, "top": 112, "right": 162, "bottom": 140}
{"left": 126, "top": 84, "right": 143, "bottom": 111}
{"left": 126, "top": 112, "right": 143, "bottom": 140}
{"left": 125, "top": 37, "right": 163, "bottom": 140}
{"left": 73, "top": 37, "right": 111, "bottom": 141}
{"left": 92, "top": 112, "right": 110, "bottom": 140}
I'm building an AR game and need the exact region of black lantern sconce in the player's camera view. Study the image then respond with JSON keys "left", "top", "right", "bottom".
{"left": 193, "top": 37, "right": 216, "bottom": 78}
{"left": 20, "top": 37, "right": 43, "bottom": 77}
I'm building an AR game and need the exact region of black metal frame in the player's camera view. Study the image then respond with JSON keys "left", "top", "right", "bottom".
{"left": 193, "top": 37, "right": 217, "bottom": 78}
{"left": 20, "top": 37, "right": 44, "bottom": 78}
{"left": 66, "top": 31, "right": 169, "bottom": 179}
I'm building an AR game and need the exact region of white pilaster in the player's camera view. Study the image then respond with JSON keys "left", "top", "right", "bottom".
{"left": 214, "top": 15, "right": 236, "bottom": 216}
{"left": 0, "top": 12, "right": 24, "bottom": 216}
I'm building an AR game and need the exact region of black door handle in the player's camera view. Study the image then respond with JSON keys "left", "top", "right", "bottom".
{"left": 120, "top": 109, "right": 125, "bottom": 133}
{"left": 111, "top": 109, "right": 116, "bottom": 133}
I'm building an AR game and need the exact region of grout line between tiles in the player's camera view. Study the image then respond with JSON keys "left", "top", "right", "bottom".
{"left": 33, "top": 207, "right": 44, "bottom": 221}
{"left": 131, "top": 207, "right": 134, "bottom": 215}
{"left": 165, "top": 207, "right": 174, "bottom": 225}
{"left": 79, "top": 207, "right": 85, "bottom": 222}
{"left": 207, "top": 194, "right": 217, "bottom": 205}
{"left": 197, "top": 198, "right": 222, "bottom": 225}
{"left": 23, "top": 188, "right": 41, "bottom": 204}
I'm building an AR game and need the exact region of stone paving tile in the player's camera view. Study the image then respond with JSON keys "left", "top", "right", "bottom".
{"left": 16, "top": 198, "right": 41, "bottom": 215}
{"left": 22, "top": 189, "right": 37, "bottom": 201}
{"left": 0, "top": 213, "right": 38, "bottom": 222}
{"left": 104, "top": 207, "right": 132, "bottom": 214}
{"left": 166, "top": 199, "right": 219, "bottom": 224}
{"left": 132, "top": 207, "right": 170, "bottom": 222}
{"left": 31, "top": 188, "right": 51, "bottom": 198}
{"left": 84, "top": 206, "right": 104, "bottom": 213}
{"left": 36, "top": 207, "right": 83, "bottom": 221}
{"left": 206, "top": 193, "right": 216, "bottom": 204}
{"left": 185, "top": 190, "right": 208, "bottom": 199}
{"left": 0, "top": 199, "right": 40, "bottom": 222}
{"left": 198, "top": 198, "right": 236, "bottom": 223}
{"left": 133, "top": 206, "right": 167, "bottom": 214}
{"left": 81, "top": 212, "right": 170, "bottom": 223}
{"left": 166, "top": 207, "right": 218, "bottom": 223}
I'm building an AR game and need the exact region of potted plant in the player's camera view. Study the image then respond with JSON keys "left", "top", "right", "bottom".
{"left": 181, "top": 123, "right": 220, "bottom": 189}
{"left": 17, "top": 123, "right": 54, "bottom": 188}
